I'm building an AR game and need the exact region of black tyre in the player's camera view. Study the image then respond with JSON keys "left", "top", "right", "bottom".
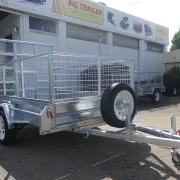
{"left": 0, "top": 110, "right": 17, "bottom": 145}
{"left": 172, "top": 152, "right": 180, "bottom": 166}
{"left": 151, "top": 89, "right": 161, "bottom": 104}
{"left": 178, "top": 87, "right": 180, "bottom": 95}
{"left": 172, "top": 87, "right": 177, "bottom": 96}
{"left": 100, "top": 83, "right": 136, "bottom": 128}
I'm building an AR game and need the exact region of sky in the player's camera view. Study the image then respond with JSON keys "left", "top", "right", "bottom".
{"left": 93, "top": 0, "right": 180, "bottom": 50}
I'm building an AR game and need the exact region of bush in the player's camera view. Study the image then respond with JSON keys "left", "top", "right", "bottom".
{"left": 163, "top": 66, "right": 180, "bottom": 83}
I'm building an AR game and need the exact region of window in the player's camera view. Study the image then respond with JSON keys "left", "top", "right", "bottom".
{"left": 113, "top": 34, "right": 139, "bottom": 49}
{"left": 66, "top": 24, "right": 106, "bottom": 44}
{"left": 147, "top": 42, "right": 163, "bottom": 52}
{"left": 29, "top": 17, "right": 56, "bottom": 33}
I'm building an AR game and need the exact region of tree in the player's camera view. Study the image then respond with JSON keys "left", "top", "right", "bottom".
{"left": 170, "top": 30, "right": 180, "bottom": 51}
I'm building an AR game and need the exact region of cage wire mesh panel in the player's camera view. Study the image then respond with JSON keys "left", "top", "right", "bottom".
{"left": 0, "top": 38, "right": 53, "bottom": 98}
{"left": 52, "top": 53, "right": 132, "bottom": 100}
{"left": 0, "top": 66, "right": 17, "bottom": 96}
{"left": 14, "top": 55, "right": 50, "bottom": 100}
{"left": 53, "top": 54, "right": 99, "bottom": 99}
{"left": 135, "top": 72, "right": 162, "bottom": 86}
{"left": 101, "top": 57, "right": 131, "bottom": 91}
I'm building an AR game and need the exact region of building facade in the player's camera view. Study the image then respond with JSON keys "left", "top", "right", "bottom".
{"left": 0, "top": 0, "right": 169, "bottom": 72}
{"left": 163, "top": 51, "right": 180, "bottom": 71}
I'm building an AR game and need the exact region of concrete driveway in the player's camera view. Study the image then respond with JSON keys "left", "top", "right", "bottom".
{"left": 1, "top": 97, "right": 180, "bottom": 180}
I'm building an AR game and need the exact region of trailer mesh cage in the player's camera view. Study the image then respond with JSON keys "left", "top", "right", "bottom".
{"left": 0, "top": 49, "right": 134, "bottom": 101}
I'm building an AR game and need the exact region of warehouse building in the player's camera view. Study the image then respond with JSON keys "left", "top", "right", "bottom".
{"left": 163, "top": 51, "right": 180, "bottom": 71}
{"left": 0, "top": 0, "right": 169, "bottom": 72}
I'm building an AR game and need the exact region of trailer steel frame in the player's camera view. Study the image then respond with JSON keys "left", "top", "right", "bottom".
{"left": 70, "top": 108, "right": 180, "bottom": 168}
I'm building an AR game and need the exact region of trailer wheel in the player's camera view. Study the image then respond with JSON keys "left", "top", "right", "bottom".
{"left": 172, "top": 152, "right": 180, "bottom": 167}
{"left": 151, "top": 89, "right": 161, "bottom": 104}
{"left": 172, "top": 87, "right": 177, "bottom": 96}
{"left": 178, "top": 87, "right": 180, "bottom": 95}
{"left": 100, "top": 83, "right": 136, "bottom": 128}
{"left": 0, "top": 111, "right": 17, "bottom": 145}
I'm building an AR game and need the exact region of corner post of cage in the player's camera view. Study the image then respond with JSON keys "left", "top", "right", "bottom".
{"left": 13, "top": 42, "right": 19, "bottom": 96}
{"left": 130, "top": 59, "right": 134, "bottom": 90}
{"left": 48, "top": 52, "right": 54, "bottom": 103}
{"left": 98, "top": 57, "right": 101, "bottom": 95}
{"left": 34, "top": 45, "right": 38, "bottom": 97}
{"left": 20, "top": 60, "right": 25, "bottom": 98}
{"left": 2, "top": 66, "right": 6, "bottom": 95}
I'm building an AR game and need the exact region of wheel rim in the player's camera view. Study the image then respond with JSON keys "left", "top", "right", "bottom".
{"left": 0, "top": 116, "right": 5, "bottom": 140}
{"left": 173, "top": 88, "right": 177, "bottom": 95}
{"left": 114, "top": 90, "right": 134, "bottom": 121}
{"left": 155, "top": 92, "right": 160, "bottom": 102}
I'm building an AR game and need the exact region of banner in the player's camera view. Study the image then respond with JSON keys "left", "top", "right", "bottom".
{"left": 52, "top": 0, "right": 64, "bottom": 15}
{"left": 52, "top": 0, "right": 104, "bottom": 25}
{"left": 156, "top": 25, "right": 169, "bottom": 41}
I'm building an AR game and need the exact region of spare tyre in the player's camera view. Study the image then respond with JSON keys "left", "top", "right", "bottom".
{"left": 100, "top": 83, "right": 136, "bottom": 128}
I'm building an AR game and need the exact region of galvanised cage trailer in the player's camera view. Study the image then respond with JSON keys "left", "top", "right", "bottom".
{"left": 134, "top": 71, "right": 164, "bottom": 104}
{"left": 0, "top": 39, "right": 180, "bottom": 168}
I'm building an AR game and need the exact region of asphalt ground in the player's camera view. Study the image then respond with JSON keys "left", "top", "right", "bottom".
{"left": 1, "top": 96, "right": 180, "bottom": 180}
